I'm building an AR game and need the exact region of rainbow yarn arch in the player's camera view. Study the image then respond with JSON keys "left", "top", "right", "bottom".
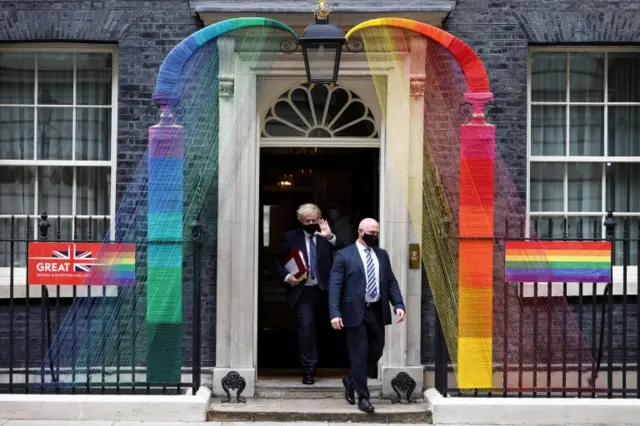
{"left": 347, "top": 18, "right": 496, "bottom": 389}
{"left": 145, "top": 17, "right": 297, "bottom": 383}
{"left": 346, "top": 18, "right": 490, "bottom": 93}
{"left": 154, "top": 17, "right": 298, "bottom": 105}
{"left": 145, "top": 16, "right": 494, "bottom": 386}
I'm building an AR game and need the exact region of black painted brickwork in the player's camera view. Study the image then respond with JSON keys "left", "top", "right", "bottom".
{"left": 445, "top": 0, "right": 640, "bottom": 199}
{"left": 0, "top": 0, "right": 218, "bottom": 370}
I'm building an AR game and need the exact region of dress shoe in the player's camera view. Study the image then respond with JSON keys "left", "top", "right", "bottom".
{"left": 342, "top": 376, "right": 355, "bottom": 405}
{"left": 302, "top": 369, "right": 314, "bottom": 385}
{"left": 357, "top": 398, "right": 375, "bottom": 413}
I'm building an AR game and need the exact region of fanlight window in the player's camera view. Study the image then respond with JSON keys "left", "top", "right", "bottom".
{"left": 262, "top": 83, "right": 378, "bottom": 138}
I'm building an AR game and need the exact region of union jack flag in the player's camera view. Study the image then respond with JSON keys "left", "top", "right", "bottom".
{"left": 51, "top": 244, "right": 96, "bottom": 272}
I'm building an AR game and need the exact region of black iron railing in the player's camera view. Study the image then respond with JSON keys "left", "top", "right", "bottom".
{"left": 0, "top": 213, "right": 203, "bottom": 395}
{"left": 434, "top": 214, "right": 640, "bottom": 398}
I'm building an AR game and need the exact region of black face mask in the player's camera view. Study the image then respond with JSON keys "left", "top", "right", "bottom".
{"left": 302, "top": 223, "right": 320, "bottom": 234}
{"left": 362, "top": 233, "right": 379, "bottom": 248}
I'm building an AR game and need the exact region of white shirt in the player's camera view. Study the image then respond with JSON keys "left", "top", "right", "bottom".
{"left": 356, "top": 241, "right": 380, "bottom": 302}
{"left": 284, "top": 231, "right": 337, "bottom": 286}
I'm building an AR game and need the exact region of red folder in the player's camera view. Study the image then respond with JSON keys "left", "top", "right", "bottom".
{"left": 284, "top": 247, "right": 308, "bottom": 280}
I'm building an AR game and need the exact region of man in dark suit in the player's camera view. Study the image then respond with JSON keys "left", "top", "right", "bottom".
{"left": 329, "top": 218, "right": 406, "bottom": 413}
{"left": 274, "top": 203, "right": 345, "bottom": 385}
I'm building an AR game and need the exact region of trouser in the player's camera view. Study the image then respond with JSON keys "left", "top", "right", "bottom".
{"left": 344, "top": 302, "right": 385, "bottom": 400}
{"left": 296, "top": 285, "right": 325, "bottom": 371}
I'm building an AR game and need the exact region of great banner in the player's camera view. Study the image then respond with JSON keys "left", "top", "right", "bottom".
{"left": 27, "top": 242, "right": 136, "bottom": 286}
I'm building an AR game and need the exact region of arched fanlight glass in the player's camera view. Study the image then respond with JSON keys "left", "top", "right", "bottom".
{"left": 262, "top": 83, "right": 378, "bottom": 138}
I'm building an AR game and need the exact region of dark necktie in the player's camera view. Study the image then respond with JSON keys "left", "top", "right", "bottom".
{"left": 365, "top": 248, "right": 378, "bottom": 300}
{"left": 308, "top": 235, "right": 318, "bottom": 280}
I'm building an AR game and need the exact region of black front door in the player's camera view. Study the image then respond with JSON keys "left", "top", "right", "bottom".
{"left": 257, "top": 147, "right": 380, "bottom": 376}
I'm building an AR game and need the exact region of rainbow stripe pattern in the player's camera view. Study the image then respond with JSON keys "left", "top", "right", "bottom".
{"left": 345, "top": 18, "right": 490, "bottom": 93}
{"left": 147, "top": 113, "right": 184, "bottom": 384}
{"left": 148, "top": 17, "right": 297, "bottom": 385}
{"left": 154, "top": 17, "right": 297, "bottom": 106}
{"left": 505, "top": 241, "right": 612, "bottom": 283}
{"left": 457, "top": 94, "right": 495, "bottom": 389}
{"left": 89, "top": 243, "right": 136, "bottom": 286}
{"left": 346, "top": 19, "right": 495, "bottom": 389}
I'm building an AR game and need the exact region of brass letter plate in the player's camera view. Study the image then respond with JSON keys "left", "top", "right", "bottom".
{"left": 409, "top": 244, "right": 420, "bottom": 269}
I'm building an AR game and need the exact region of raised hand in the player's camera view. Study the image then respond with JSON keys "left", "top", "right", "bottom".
{"left": 316, "top": 218, "right": 334, "bottom": 240}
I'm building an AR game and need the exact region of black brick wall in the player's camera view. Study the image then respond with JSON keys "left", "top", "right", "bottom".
{"left": 420, "top": 0, "right": 640, "bottom": 365}
{"left": 445, "top": 0, "right": 640, "bottom": 197}
{"left": 0, "top": 0, "right": 219, "bottom": 373}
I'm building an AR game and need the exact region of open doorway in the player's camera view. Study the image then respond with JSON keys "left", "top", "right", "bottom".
{"left": 257, "top": 147, "right": 380, "bottom": 377}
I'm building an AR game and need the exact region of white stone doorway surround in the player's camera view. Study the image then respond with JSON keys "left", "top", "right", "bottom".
{"left": 211, "top": 37, "right": 428, "bottom": 399}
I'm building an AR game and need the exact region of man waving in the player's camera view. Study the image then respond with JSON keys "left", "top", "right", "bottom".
{"left": 274, "top": 203, "right": 344, "bottom": 385}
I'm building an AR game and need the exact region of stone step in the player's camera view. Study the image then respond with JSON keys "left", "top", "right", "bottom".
{"left": 208, "top": 397, "right": 431, "bottom": 423}
{"left": 255, "top": 378, "right": 381, "bottom": 399}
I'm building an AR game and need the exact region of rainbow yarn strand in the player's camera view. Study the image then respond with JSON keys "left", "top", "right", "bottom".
{"left": 146, "top": 17, "right": 297, "bottom": 384}
{"left": 346, "top": 18, "right": 490, "bottom": 93}
{"left": 155, "top": 17, "right": 297, "bottom": 105}
{"left": 347, "top": 18, "right": 494, "bottom": 388}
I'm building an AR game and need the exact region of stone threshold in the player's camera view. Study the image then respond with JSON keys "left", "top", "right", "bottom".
{"left": 208, "top": 398, "right": 432, "bottom": 423}
{"left": 255, "top": 378, "right": 382, "bottom": 399}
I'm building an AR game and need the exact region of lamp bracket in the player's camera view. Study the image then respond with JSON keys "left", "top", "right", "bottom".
{"left": 313, "top": 0, "right": 331, "bottom": 20}
{"left": 279, "top": 39, "right": 363, "bottom": 54}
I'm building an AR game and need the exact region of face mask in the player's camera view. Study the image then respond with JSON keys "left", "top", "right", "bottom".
{"left": 362, "top": 233, "right": 379, "bottom": 248}
{"left": 302, "top": 223, "right": 320, "bottom": 234}
{"left": 328, "top": 209, "right": 340, "bottom": 221}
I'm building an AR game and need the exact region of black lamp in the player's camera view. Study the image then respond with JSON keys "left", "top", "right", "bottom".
{"left": 299, "top": 1, "right": 346, "bottom": 84}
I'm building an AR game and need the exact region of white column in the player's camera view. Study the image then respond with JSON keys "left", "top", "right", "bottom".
{"left": 214, "top": 37, "right": 235, "bottom": 372}
{"left": 406, "top": 37, "right": 427, "bottom": 369}
{"left": 382, "top": 57, "right": 410, "bottom": 368}
{"left": 379, "top": 39, "right": 426, "bottom": 399}
{"left": 213, "top": 41, "right": 258, "bottom": 397}
{"left": 230, "top": 60, "right": 258, "bottom": 369}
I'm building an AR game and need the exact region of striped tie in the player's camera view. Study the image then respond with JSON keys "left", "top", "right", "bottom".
{"left": 365, "top": 248, "right": 378, "bottom": 300}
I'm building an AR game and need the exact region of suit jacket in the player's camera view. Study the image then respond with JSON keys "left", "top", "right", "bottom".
{"left": 329, "top": 243, "right": 405, "bottom": 327}
{"left": 274, "top": 228, "right": 345, "bottom": 308}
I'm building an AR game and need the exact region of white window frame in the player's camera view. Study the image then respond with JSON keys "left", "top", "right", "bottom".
{"left": 526, "top": 46, "right": 640, "bottom": 297}
{"left": 0, "top": 43, "right": 118, "bottom": 298}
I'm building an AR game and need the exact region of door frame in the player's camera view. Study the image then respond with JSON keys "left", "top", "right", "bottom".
{"left": 255, "top": 75, "right": 387, "bottom": 371}
{"left": 256, "top": 138, "right": 386, "bottom": 373}
{"left": 213, "top": 47, "right": 424, "bottom": 397}
{"left": 255, "top": 143, "right": 383, "bottom": 373}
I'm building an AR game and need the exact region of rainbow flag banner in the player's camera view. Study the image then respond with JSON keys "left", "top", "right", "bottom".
{"left": 88, "top": 243, "right": 136, "bottom": 286}
{"left": 505, "top": 241, "right": 612, "bottom": 283}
